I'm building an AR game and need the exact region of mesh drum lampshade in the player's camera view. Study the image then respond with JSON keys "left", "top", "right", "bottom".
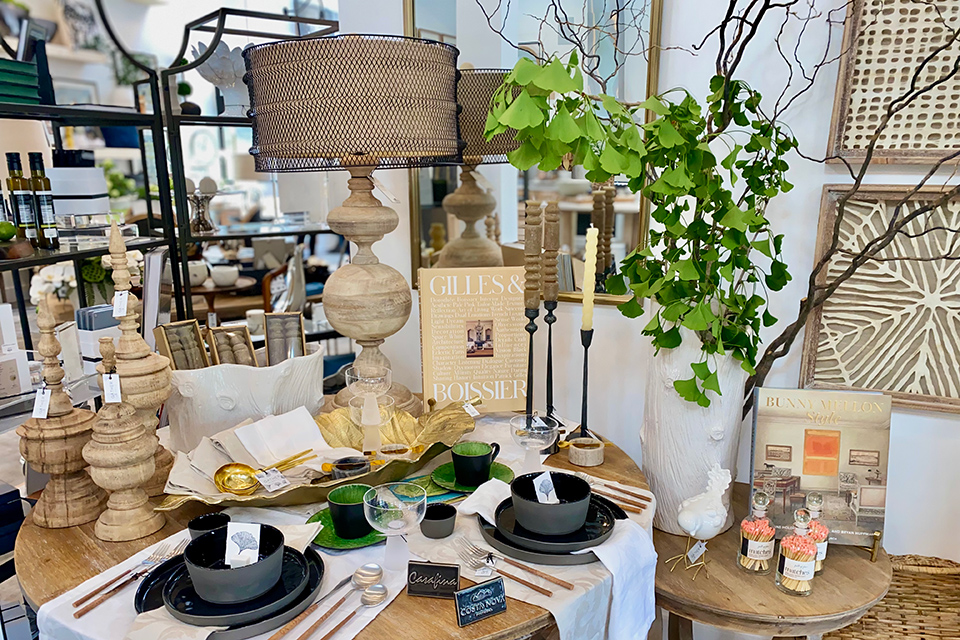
{"left": 458, "top": 68, "right": 519, "bottom": 165}
{"left": 243, "top": 34, "right": 462, "bottom": 172}
{"left": 242, "top": 34, "right": 465, "bottom": 418}
{"left": 435, "top": 68, "right": 518, "bottom": 269}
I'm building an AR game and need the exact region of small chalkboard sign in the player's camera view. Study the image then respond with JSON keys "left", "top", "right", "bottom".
{"left": 454, "top": 577, "right": 507, "bottom": 627}
{"left": 407, "top": 561, "right": 460, "bottom": 599}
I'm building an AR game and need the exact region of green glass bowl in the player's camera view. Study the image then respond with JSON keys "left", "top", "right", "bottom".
{"left": 431, "top": 461, "right": 515, "bottom": 494}
{"left": 306, "top": 508, "right": 385, "bottom": 550}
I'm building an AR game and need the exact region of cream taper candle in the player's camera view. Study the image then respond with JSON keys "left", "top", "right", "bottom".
{"left": 582, "top": 226, "right": 599, "bottom": 330}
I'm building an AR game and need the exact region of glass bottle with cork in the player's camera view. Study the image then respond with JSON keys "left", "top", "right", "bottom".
{"left": 805, "top": 491, "right": 830, "bottom": 575}
{"left": 28, "top": 153, "right": 59, "bottom": 250}
{"left": 737, "top": 490, "right": 776, "bottom": 574}
{"left": 5, "top": 153, "right": 37, "bottom": 247}
{"left": 775, "top": 508, "right": 817, "bottom": 596}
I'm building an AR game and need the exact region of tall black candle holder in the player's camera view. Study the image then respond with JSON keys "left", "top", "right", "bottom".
{"left": 524, "top": 307, "right": 539, "bottom": 420}
{"left": 540, "top": 299, "right": 560, "bottom": 454}
{"left": 566, "top": 328, "right": 594, "bottom": 441}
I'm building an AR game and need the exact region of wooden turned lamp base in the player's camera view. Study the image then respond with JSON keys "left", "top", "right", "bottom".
{"left": 435, "top": 165, "right": 503, "bottom": 269}
{"left": 95, "top": 487, "right": 165, "bottom": 542}
{"left": 30, "top": 470, "right": 106, "bottom": 529}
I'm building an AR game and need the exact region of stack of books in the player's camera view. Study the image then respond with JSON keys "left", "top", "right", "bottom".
{"left": 0, "top": 58, "right": 40, "bottom": 105}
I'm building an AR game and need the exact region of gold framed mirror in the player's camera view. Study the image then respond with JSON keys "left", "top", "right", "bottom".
{"left": 404, "top": 0, "right": 662, "bottom": 305}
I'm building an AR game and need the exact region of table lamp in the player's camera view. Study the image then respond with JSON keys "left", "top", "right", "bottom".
{"left": 435, "top": 68, "right": 519, "bottom": 268}
{"left": 244, "top": 34, "right": 463, "bottom": 417}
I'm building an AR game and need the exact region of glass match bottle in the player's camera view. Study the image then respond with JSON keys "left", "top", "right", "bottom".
{"left": 737, "top": 490, "right": 775, "bottom": 575}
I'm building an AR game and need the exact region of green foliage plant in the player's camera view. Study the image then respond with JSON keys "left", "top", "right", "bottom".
{"left": 485, "top": 54, "right": 796, "bottom": 407}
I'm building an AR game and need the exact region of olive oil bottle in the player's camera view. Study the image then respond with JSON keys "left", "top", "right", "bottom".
{"left": 28, "top": 153, "right": 59, "bottom": 250}
{"left": 5, "top": 153, "right": 37, "bottom": 247}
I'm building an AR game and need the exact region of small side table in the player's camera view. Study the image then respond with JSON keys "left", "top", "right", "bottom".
{"left": 654, "top": 483, "right": 891, "bottom": 639}
{"left": 195, "top": 276, "right": 257, "bottom": 317}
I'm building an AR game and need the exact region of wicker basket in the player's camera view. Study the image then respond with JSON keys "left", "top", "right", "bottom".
{"left": 824, "top": 555, "right": 960, "bottom": 639}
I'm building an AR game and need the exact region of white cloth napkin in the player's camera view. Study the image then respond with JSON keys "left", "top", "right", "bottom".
{"left": 457, "top": 478, "right": 510, "bottom": 524}
{"left": 165, "top": 451, "right": 219, "bottom": 495}
{"left": 574, "top": 518, "right": 657, "bottom": 638}
{"left": 124, "top": 609, "right": 224, "bottom": 640}
{"left": 234, "top": 406, "right": 359, "bottom": 473}
{"left": 189, "top": 436, "right": 232, "bottom": 482}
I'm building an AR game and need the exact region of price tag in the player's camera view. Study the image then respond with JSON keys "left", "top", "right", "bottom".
{"left": 463, "top": 403, "right": 480, "bottom": 417}
{"left": 254, "top": 468, "right": 291, "bottom": 492}
{"left": 687, "top": 540, "right": 708, "bottom": 564}
{"left": 474, "top": 567, "right": 493, "bottom": 578}
{"left": 533, "top": 471, "right": 559, "bottom": 504}
{"left": 103, "top": 373, "right": 122, "bottom": 404}
{"left": 112, "top": 291, "right": 129, "bottom": 318}
{"left": 531, "top": 416, "right": 548, "bottom": 428}
{"left": 207, "top": 312, "right": 218, "bottom": 328}
{"left": 32, "top": 387, "right": 51, "bottom": 419}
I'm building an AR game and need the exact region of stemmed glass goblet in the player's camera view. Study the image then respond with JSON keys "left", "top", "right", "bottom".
{"left": 363, "top": 482, "right": 427, "bottom": 572}
{"left": 510, "top": 414, "right": 560, "bottom": 474}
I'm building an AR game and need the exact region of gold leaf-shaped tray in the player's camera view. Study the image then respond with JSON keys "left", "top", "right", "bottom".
{"left": 156, "top": 398, "right": 478, "bottom": 511}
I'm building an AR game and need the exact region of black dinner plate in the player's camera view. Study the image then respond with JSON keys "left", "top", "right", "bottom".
{"left": 477, "top": 516, "right": 599, "bottom": 565}
{"left": 162, "top": 547, "right": 309, "bottom": 627}
{"left": 495, "top": 494, "right": 617, "bottom": 553}
{"left": 139, "top": 548, "right": 325, "bottom": 640}
{"left": 592, "top": 493, "right": 629, "bottom": 520}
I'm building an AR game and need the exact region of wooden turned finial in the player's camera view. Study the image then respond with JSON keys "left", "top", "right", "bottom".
{"left": 591, "top": 190, "right": 606, "bottom": 273}
{"left": 543, "top": 202, "right": 560, "bottom": 303}
{"left": 524, "top": 201, "right": 543, "bottom": 311}
{"left": 83, "top": 336, "right": 164, "bottom": 541}
{"left": 37, "top": 295, "right": 72, "bottom": 418}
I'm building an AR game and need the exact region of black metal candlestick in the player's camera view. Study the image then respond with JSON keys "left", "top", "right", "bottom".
{"left": 540, "top": 299, "right": 559, "bottom": 453}
{"left": 524, "top": 308, "right": 539, "bottom": 421}
{"left": 566, "top": 328, "right": 594, "bottom": 441}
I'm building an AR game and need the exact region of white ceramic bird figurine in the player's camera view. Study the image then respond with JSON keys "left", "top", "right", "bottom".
{"left": 676, "top": 463, "right": 731, "bottom": 541}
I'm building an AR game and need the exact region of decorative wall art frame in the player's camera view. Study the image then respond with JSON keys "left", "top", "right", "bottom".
{"left": 264, "top": 312, "right": 306, "bottom": 367}
{"left": 206, "top": 326, "right": 257, "bottom": 367}
{"left": 828, "top": 0, "right": 960, "bottom": 164}
{"left": 154, "top": 319, "right": 209, "bottom": 371}
{"left": 765, "top": 444, "right": 792, "bottom": 462}
{"left": 800, "top": 185, "right": 960, "bottom": 413}
{"left": 849, "top": 449, "right": 881, "bottom": 467}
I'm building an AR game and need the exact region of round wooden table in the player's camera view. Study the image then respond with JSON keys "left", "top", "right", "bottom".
{"left": 654, "top": 483, "right": 892, "bottom": 640}
{"left": 15, "top": 443, "right": 650, "bottom": 640}
{"left": 195, "top": 276, "right": 257, "bottom": 316}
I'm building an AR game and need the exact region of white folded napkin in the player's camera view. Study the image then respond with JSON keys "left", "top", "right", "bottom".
{"left": 124, "top": 609, "right": 224, "bottom": 640}
{"left": 457, "top": 478, "right": 510, "bottom": 524}
{"left": 210, "top": 418, "right": 260, "bottom": 467}
{"left": 574, "top": 518, "right": 657, "bottom": 638}
{"left": 165, "top": 451, "right": 219, "bottom": 496}
{"left": 234, "top": 406, "right": 360, "bottom": 474}
{"left": 189, "top": 436, "right": 232, "bottom": 482}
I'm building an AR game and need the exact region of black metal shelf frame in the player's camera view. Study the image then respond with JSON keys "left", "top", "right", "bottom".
{"left": 159, "top": 9, "right": 338, "bottom": 318}
{"left": 0, "top": 1, "right": 186, "bottom": 351}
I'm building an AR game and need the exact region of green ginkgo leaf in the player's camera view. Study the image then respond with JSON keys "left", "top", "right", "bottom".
{"left": 532, "top": 58, "right": 579, "bottom": 94}
{"left": 499, "top": 90, "right": 545, "bottom": 129}
{"left": 657, "top": 121, "right": 685, "bottom": 148}
{"left": 546, "top": 106, "right": 581, "bottom": 143}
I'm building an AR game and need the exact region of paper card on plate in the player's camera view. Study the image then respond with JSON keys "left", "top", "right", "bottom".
{"left": 534, "top": 471, "right": 559, "bottom": 504}
{"left": 225, "top": 523, "right": 261, "bottom": 567}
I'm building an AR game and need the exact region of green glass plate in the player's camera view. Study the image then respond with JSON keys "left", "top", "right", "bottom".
{"left": 431, "top": 461, "right": 515, "bottom": 494}
{"left": 306, "top": 508, "right": 385, "bottom": 550}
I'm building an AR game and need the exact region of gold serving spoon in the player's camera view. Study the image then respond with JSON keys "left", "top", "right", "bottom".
{"left": 214, "top": 449, "right": 317, "bottom": 496}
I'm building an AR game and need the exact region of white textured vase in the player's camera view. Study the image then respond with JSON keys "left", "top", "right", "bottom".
{"left": 219, "top": 85, "right": 249, "bottom": 117}
{"left": 641, "top": 325, "right": 749, "bottom": 535}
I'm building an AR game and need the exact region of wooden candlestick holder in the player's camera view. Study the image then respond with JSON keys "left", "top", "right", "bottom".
{"left": 602, "top": 184, "right": 616, "bottom": 279}
{"left": 326, "top": 167, "right": 421, "bottom": 417}
{"left": 436, "top": 165, "right": 503, "bottom": 268}
{"left": 85, "top": 338, "right": 165, "bottom": 542}
{"left": 523, "top": 200, "right": 543, "bottom": 418}
{"left": 17, "top": 295, "right": 106, "bottom": 528}
{"left": 542, "top": 202, "right": 561, "bottom": 449}
{"left": 98, "top": 222, "right": 173, "bottom": 496}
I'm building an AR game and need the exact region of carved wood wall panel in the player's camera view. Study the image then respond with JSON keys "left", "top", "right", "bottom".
{"left": 828, "top": 0, "right": 960, "bottom": 164}
{"left": 800, "top": 185, "right": 960, "bottom": 413}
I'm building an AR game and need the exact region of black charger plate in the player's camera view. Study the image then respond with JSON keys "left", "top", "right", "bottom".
{"left": 162, "top": 547, "right": 309, "bottom": 627}
{"left": 477, "top": 516, "right": 599, "bottom": 565}
{"left": 137, "top": 548, "right": 325, "bottom": 639}
{"left": 495, "top": 494, "right": 617, "bottom": 553}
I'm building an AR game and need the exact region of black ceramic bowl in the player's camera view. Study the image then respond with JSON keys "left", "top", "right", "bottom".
{"left": 420, "top": 503, "right": 457, "bottom": 539}
{"left": 510, "top": 472, "right": 591, "bottom": 536}
{"left": 188, "top": 513, "right": 230, "bottom": 540}
{"left": 184, "top": 524, "right": 285, "bottom": 604}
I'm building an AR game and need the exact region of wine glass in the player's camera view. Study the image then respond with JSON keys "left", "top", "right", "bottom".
{"left": 363, "top": 482, "right": 427, "bottom": 572}
{"left": 510, "top": 414, "right": 560, "bottom": 474}
{"left": 345, "top": 365, "right": 392, "bottom": 397}
{"left": 349, "top": 395, "right": 395, "bottom": 455}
